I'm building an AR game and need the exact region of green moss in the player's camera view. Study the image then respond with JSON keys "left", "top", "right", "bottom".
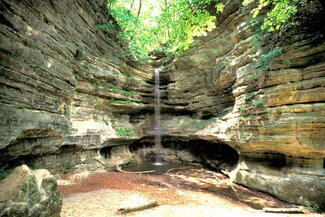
{"left": 252, "top": 99, "right": 264, "bottom": 106}
{"left": 103, "top": 120, "right": 109, "bottom": 126}
{"left": 30, "top": 64, "right": 52, "bottom": 77}
{"left": 112, "top": 123, "right": 134, "bottom": 137}
{"left": 108, "top": 99, "right": 144, "bottom": 105}
{"left": 92, "top": 80, "right": 101, "bottom": 87}
{"left": 0, "top": 166, "right": 12, "bottom": 181}
{"left": 92, "top": 80, "right": 136, "bottom": 95}
{"left": 245, "top": 92, "right": 257, "bottom": 100}
{"left": 65, "top": 106, "right": 71, "bottom": 117}
{"left": 186, "top": 116, "right": 223, "bottom": 128}
{"left": 240, "top": 105, "right": 247, "bottom": 113}
{"left": 103, "top": 120, "right": 136, "bottom": 137}
{"left": 259, "top": 47, "right": 283, "bottom": 66}
{"left": 238, "top": 116, "right": 251, "bottom": 121}
{"left": 110, "top": 86, "right": 136, "bottom": 95}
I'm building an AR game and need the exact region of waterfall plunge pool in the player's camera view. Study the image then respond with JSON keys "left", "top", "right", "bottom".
{"left": 120, "top": 161, "right": 200, "bottom": 174}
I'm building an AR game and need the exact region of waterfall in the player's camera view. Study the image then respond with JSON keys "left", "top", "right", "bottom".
{"left": 154, "top": 69, "right": 163, "bottom": 164}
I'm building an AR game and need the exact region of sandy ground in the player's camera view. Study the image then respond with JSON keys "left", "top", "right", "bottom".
{"left": 58, "top": 168, "right": 324, "bottom": 217}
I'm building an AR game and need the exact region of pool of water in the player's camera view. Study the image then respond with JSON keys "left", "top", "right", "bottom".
{"left": 120, "top": 162, "right": 198, "bottom": 174}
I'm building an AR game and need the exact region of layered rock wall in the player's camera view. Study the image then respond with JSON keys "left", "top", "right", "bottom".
{"left": 163, "top": 0, "right": 325, "bottom": 208}
{"left": 0, "top": 0, "right": 154, "bottom": 170}
{"left": 0, "top": 0, "right": 324, "bottom": 209}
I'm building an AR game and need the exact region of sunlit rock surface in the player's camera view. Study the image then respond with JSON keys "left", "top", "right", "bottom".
{"left": 0, "top": 0, "right": 153, "bottom": 171}
{"left": 163, "top": 0, "right": 325, "bottom": 208}
{"left": 0, "top": 0, "right": 324, "bottom": 209}
{"left": 0, "top": 165, "right": 62, "bottom": 217}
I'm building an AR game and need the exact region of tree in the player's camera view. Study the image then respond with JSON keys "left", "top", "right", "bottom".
{"left": 137, "top": 0, "right": 143, "bottom": 18}
{"left": 105, "top": 0, "right": 224, "bottom": 61}
{"left": 243, "top": 0, "right": 308, "bottom": 32}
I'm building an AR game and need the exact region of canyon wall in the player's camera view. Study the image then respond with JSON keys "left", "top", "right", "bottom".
{"left": 0, "top": 0, "right": 155, "bottom": 171}
{"left": 0, "top": 0, "right": 324, "bottom": 209}
{"left": 163, "top": 0, "right": 325, "bottom": 208}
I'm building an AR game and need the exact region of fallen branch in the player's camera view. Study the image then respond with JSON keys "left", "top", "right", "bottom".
{"left": 117, "top": 201, "right": 158, "bottom": 214}
{"left": 204, "top": 170, "right": 221, "bottom": 183}
{"left": 95, "top": 157, "right": 108, "bottom": 167}
{"left": 166, "top": 166, "right": 192, "bottom": 174}
{"left": 263, "top": 207, "right": 304, "bottom": 214}
{"left": 116, "top": 165, "right": 156, "bottom": 174}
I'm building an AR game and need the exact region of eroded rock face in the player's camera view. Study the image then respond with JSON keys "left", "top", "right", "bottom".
{"left": 232, "top": 160, "right": 325, "bottom": 209}
{"left": 0, "top": 0, "right": 154, "bottom": 171}
{"left": 0, "top": 0, "right": 324, "bottom": 209}
{"left": 162, "top": 0, "right": 325, "bottom": 208}
{"left": 0, "top": 165, "right": 62, "bottom": 217}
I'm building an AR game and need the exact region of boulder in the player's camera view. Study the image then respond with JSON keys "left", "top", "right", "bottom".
{"left": 0, "top": 165, "right": 62, "bottom": 217}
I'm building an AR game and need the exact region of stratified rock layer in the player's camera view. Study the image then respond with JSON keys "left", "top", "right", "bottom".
{"left": 0, "top": 0, "right": 153, "bottom": 170}
{"left": 0, "top": 0, "right": 324, "bottom": 209}
{"left": 163, "top": 0, "right": 325, "bottom": 208}
{"left": 0, "top": 165, "right": 62, "bottom": 217}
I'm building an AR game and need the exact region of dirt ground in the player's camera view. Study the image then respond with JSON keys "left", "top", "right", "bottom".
{"left": 58, "top": 168, "right": 324, "bottom": 217}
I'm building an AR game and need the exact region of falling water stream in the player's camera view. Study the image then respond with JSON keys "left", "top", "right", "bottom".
{"left": 153, "top": 68, "right": 163, "bottom": 165}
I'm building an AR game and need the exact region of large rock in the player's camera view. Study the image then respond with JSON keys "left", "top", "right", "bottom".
{"left": 0, "top": 165, "right": 62, "bottom": 217}
{"left": 232, "top": 160, "right": 325, "bottom": 209}
{"left": 163, "top": 0, "right": 325, "bottom": 208}
{"left": 0, "top": 0, "right": 154, "bottom": 171}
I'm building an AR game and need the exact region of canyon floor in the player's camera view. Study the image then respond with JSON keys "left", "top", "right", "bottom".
{"left": 58, "top": 167, "right": 323, "bottom": 217}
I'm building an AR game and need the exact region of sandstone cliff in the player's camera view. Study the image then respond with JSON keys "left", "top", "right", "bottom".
{"left": 0, "top": 0, "right": 154, "bottom": 171}
{"left": 163, "top": 0, "right": 325, "bottom": 208}
{"left": 0, "top": 0, "right": 324, "bottom": 209}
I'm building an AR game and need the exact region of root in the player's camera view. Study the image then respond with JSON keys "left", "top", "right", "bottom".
{"left": 116, "top": 165, "right": 156, "bottom": 174}
{"left": 166, "top": 166, "right": 192, "bottom": 174}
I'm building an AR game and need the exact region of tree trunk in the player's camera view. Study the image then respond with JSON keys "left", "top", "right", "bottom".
{"left": 130, "top": 0, "right": 135, "bottom": 10}
{"left": 137, "top": 0, "right": 143, "bottom": 18}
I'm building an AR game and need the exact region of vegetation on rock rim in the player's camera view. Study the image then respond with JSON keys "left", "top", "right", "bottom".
{"left": 99, "top": 0, "right": 314, "bottom": 63}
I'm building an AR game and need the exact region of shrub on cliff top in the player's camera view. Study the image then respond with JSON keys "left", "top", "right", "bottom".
{"left": 100, "top": 0, "right": 316, "bottom": 62}
{"left": 243, "top": 0, "right": 309, "bottom": 32}
{"left": 101, "top": 0, "right": 224, "bottom": 62}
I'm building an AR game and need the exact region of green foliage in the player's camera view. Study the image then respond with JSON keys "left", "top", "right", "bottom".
{"left": 0, "top": 166, "right": 12, "bottom": 181}
{"left": 103, "top": 120, "right": 109, "bottom": 125}
{"left": 252, "top": 99, "right": 264, "bottom": 106}
{"left": 259, "top": 47, "right": 282, "bottom": 64}
{"left": 258, "top": 47, "right": 283, "bottom": 70}
{"left": 185, "top": 116, "right": 222, "bottom": 128}
{"left": 243, "top": 0, "right": 308, "bottom": 32}
{"left": 304, "top": 204, "right": 321, "bottom": 212}
{"left": 110, "top": 85, "right": 136, "bottom": 95}
{"left": 112, "top": 123, "right": 134, "bottom": 137}
{"left": 92, "top": 80, "right": 101, "bottom": 87}
{"left": 65, "top": 106, "right": 71, "bottom": 117}
{"left": 26, "top": 160, "right": 38, "bottom": 170}
{"left": 238, "top": 116, "right": 251, "bottom": 121}
{"left": 239, "top": 105, "right": 247, "bottom": 113}
{"left": 92, "top": 80, "right": 136, "bottom": 95}
{"left": 100, "top": 0, "right": 224, "bottom": 61}
{"left": 155, "top": 0, "right": 224, "bottom": 55}
{"left": 245, "top": 92, "right": 257, "bottom": 100}
{"left": 95, "top": 20, "right": 116, "bottom": 32}
{"left": 108, "top": 99, "right": 144, "bottom": 104}
{"left": 30, "top": 64, "right": 52, "bottom": 77}
{"left": 109, "top": 4, "right": 158, "bottom": 62}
